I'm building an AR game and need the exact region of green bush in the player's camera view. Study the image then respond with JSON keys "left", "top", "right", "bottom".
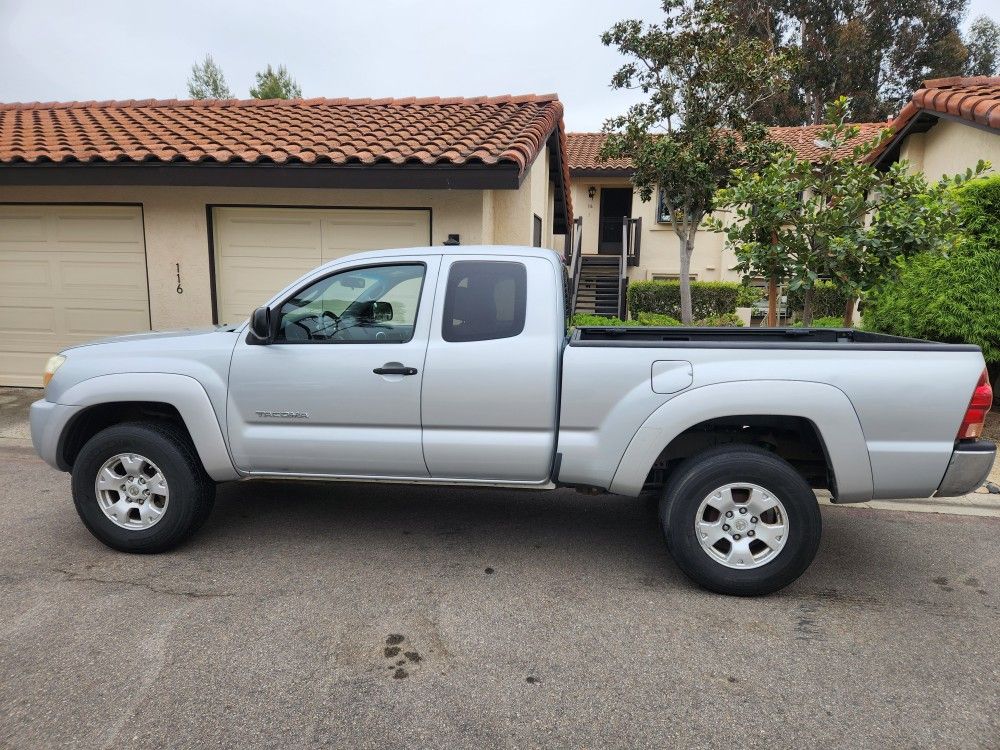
{"left": 736, "top": 284, "right": 765, "bottom": 308}
{"left": 862, "top": 176, "right": 1000, "bottom": 363}
{"left": 636, "top": 312, "right": 682, "bottom": 326}
{"left": 694, "top": 313, "right": 744, "bottom": 327}
{"left": 786, "top": 280, "right": 853, "bottom": 319}
{"left": 627, "top": 280, "right": 742, "bottom": 319}
{"left": 570, "top": 314, "right": 637, "bottom": 327}
{"left": 790, "top": 316, "right": 850, "bottom": 328}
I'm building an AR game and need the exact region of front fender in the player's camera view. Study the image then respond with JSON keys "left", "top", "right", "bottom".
{"left": 51, "top": 373, "right": 239, "bottom": 482}
{"left": 609, "top": 380, "right": 874, "bottom": 502}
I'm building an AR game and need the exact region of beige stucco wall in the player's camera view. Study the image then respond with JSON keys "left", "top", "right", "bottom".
{"left": 899, "top": 119, "right": 1000, "bottom": 179}
{"left": 569, "top": 180, "right": 739, "bottom": 282}
{"left": 0, "top": 184, "right": 486, "bottom": 329}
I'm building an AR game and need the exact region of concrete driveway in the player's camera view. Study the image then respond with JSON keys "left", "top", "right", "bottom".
{"left": 1, "top": 444, "right": 998, "bottom": 750}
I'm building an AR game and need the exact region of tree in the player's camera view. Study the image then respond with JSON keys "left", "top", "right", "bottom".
{"left": 250, "top": 64, "right": 302, "bottom": 100}
{"left": 730, "top": 0, "right": 998, "bottom": 125}
{"left": 965, "top": 16, "right": 1000, "bottom": 76}
{"left": 863, "top": 175, "right": 1000, "bottom": 363}
{"left": 187, "top": 54, "right": 233, "bottom": 99}
{"left": 599, "top": 0, "right": 793, "bottom": 323}
{"left": 712, "top": 96, "right": 987, "bottom": 326}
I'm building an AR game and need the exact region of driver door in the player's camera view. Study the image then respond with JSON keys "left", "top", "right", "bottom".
{"left": 226, "top": 257, "right": 439, "bottom": 477}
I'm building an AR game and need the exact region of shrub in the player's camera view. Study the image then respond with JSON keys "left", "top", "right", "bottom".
{"left": 862, "top": 176, "right": 1000, "bottom": 363}
{"left": 786, "top": 280, "right": 854, "bottom": 320}
{"left": 570, "top": 314, "right": 636, "bottom": 327}
{"left": 694, "top": 313, "right": 744, "bottom": 327}
{"left": 790, "top": 316, "right": 850, "bottom": 328}
{"left": 736, "top": 284, "right": 765, "bottom": 308}
{"left": 636, "top": 312, "right": 682, "bottom": 326}
{"left": 627, "top": 280, "right": 742, "bottom": 320}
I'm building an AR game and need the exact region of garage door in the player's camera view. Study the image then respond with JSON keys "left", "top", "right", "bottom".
{"left": 0, "top": 205, "right": 150, "bottom": 387}
{"left": 212, "top": 207, "right": 431, "bottom": 324}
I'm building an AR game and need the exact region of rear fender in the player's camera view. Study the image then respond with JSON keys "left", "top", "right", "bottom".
{"left": 609, "top": 380, "right": 873, "bottom": 502}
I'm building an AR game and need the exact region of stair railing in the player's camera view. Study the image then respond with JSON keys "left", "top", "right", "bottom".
{"left": 568, "top": 216, "right": 584, "bottom": 318}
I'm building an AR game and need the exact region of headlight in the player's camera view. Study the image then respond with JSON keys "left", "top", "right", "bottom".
{"left": 42, "top": 354, "right": 66, "bottom": 388}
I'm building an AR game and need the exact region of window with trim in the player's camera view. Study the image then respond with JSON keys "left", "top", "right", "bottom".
{"left": 275, "top": 263, "right": 424, "bottom": 343}
{"left": 442, "top": 261, "right": 527, "bottom": 343}
{"left": 651, "top": 273, "right": 697, "bottom": 281}
{"left": 657, "top": 188, "right": 686, "bottom": 224}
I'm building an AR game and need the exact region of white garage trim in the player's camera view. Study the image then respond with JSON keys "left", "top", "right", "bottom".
{"left": 209, "top": 205, "right": 432, "bottom": 325}
{"left": 0, "top": 203, "right": 150, "bottom": 387}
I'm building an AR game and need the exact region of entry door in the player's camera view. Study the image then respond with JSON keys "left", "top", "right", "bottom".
{"left": 226, "top": 257, "right": 439, "bottom": 476}
{"left": 597, "top": 188, "right": 633, "bottom": 255}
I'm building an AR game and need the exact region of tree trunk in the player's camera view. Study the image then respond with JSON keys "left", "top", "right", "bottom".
{"left": 802, "top": 287, "right": 815, "bottom": 326}
{"left": 767, "top": 276, "right": 778, "bottom": 327}
{"left": 843, "top": 296, "right": 857, "bottom": 328}
{"left": 678, "top": 235, "right": 694, "bottom": 324}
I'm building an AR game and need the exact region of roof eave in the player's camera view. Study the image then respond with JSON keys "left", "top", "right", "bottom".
{"left": 0, "top": 160, "right": 524, "bottom": 190}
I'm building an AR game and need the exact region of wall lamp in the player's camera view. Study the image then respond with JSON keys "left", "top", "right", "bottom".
{"left": 588, "top": 186, "right": 597, "bottom": 201}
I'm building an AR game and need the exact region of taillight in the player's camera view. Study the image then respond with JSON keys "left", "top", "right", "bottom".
{"left": 957, "top": 369, "right": 992, "bottom": 440}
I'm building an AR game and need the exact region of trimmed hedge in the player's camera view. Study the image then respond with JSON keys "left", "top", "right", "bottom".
{"left": 786, "top": 280, "right": 853, "bottom": 319}
{"left": 863, "top": 176, "right": 1000, "bottom": 364}
{"left": 790, "top": 316, "right": 851, "bottom": 328}
{"left": 627, "top": 280, "right": 742, "bottom": 320}
{"left": 570, "top": 314, "right": 633, "bottom": 327}
{"left": 636, "top": 312, "right": 683, "bottom": 326}
{"left": 695, "top": 313, "right": 744, "bottom": 327}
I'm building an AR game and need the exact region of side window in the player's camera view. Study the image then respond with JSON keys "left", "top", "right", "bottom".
{"left": 442, "top": 261, "right": 527, "bottom": 343}
{"left": 275, "top": 263, "right": 425, "bottom": 343}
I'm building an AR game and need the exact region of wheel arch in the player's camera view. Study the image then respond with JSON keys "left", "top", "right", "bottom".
{"left": 609, "top": 380, "right": 873, "bottom": 502}
{"left": 54, "top": 373, "right": 238, "bottom": 481}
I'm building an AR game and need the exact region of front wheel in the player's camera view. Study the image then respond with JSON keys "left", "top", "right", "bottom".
{"left": 660, "top": 445, "right": 821, "bottom": 596}
{"left": 71, "top": 422, "right": 215, "bottom": 553}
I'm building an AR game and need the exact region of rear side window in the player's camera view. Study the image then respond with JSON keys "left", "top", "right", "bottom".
{"left": 442, "top": 261, "right": 527, "bottom": 342}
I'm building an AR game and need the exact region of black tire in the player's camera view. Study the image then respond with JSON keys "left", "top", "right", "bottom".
{"left": 71, "top": 421, "right": 216, "bottom": 553}
{"left": 659, "top": 445, "right": 821, "bottom": 596}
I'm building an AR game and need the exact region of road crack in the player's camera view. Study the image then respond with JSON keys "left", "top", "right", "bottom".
{"left": 52, "top": 566, "right": 238, "bottom": 599}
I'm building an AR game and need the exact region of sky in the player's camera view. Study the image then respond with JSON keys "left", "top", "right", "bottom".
{"left": 1, "top": 0, "right": 997, "bottom": 131}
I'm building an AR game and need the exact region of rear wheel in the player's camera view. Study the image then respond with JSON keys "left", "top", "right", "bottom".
{"left": 660, "top": 445, "right": 821, "bottom": 596}
{"left": 71, "top": 422, "right": 215, "bottom": 553}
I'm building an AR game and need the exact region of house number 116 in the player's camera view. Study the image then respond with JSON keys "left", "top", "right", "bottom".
{"left": 175, "top": 262, "right": 183, "bottom": 294}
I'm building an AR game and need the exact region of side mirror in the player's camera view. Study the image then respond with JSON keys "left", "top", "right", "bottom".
{"left": 248, "top": 306, "right": 274, "bottom": 343}
{"left": 372, "top": 301, "right": 393, "bottom": 322}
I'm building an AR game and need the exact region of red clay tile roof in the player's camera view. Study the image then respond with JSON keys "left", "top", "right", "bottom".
{"left": 901, "top": 76, "right": 1000, "bottom": 131}
{"left": 767, "top": 123, "right": 888, "bottom": 160}
{"left": 565, "top": 132, "right": 634, "bottom": 172}
{"left": 567, "top": 124, "right": 888, "bottom": 173}
{"left": 869, "top": 76, "right": 1000, "bottom": 164}
{"left": 0, "top": 93, "right": 573, "bottom": 230}
{"left": 0, "top": 94, "right": 564, "bottom": 173}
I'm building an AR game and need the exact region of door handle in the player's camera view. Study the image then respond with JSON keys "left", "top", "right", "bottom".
{"left": 373, "top": 365, "right": 418, "bottom": 376}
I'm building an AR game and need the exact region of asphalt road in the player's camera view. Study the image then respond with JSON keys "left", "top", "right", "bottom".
{"left": 0, "top": 446, "right": 998, "bottom": 750}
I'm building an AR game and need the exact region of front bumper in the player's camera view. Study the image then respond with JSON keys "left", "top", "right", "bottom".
{"left": 936, "top": 440, "right": 996, "bottom": 497}
{"left": 29, "top": 398, "right": 82, "bottom": 472}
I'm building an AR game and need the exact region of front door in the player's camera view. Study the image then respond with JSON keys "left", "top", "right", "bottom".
{"left": 597, "top": 188, "right": 633, "bottom": 255}
{"left": 226, "top": 257, "right": 439, "bottom": 477}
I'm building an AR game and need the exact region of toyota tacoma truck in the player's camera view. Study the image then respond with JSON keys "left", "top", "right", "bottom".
{"left": 30, "top": 246, "right": 995, "bottom": 595}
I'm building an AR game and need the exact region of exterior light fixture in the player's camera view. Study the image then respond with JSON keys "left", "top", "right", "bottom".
{"left": 588, "top": 186, "right": 597, "bottom": 200}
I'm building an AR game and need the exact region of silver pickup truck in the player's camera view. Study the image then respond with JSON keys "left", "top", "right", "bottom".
{"left": 30, "top": 246, "right": 995, "bottom": 595}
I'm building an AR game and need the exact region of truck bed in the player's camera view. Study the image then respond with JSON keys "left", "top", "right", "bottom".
{"left": 570, "top": 326, "right": 980, "bottom": 351}
{"left": 557, "top": 325, "right": 986, "bottom": 502}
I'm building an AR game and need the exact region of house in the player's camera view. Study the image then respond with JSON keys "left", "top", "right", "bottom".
{"left": 565, "top": 76, "right": 1000, "bottom": 316}
{"left": 0, "top": 95, "right": 572, "bottom": 386}
{"left": 870, "top": 76, "right": 1000, "bottom": 176}
{"left": 565, "top": 125, "right": 885, "bottom": 301}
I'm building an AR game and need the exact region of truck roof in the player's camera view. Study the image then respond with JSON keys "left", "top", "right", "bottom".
{"left": 311, "top": 244, "right": 563, "bottom": 273}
